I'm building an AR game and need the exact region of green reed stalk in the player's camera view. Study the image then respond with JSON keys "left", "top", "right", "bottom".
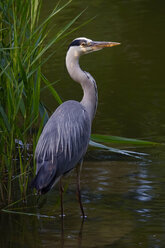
{"left": 0, "top": 0, "right": 83, "bottom": 205}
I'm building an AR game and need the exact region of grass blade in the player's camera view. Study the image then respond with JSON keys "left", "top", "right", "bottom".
{"left": 91, "top": 134, "right": 157, "bottom": 146}
{"left": 89, "top": 140, "right": 148, "bottom": 159}
{"left": 31, "top": 9, "right": 86, "bottom": 66}
{"left": 41, "top": 73, "right": 62, "bottom": 105}
{"left": 0, "top": 105, "right": 11, "bottom": 132}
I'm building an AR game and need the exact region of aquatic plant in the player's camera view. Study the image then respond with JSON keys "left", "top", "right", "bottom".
{"left": 0, "top": 0, "right": 85, "bottom": 205}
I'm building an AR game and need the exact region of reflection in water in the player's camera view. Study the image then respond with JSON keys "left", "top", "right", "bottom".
{"left": 135, "top": 166, "right": 153, "bottom": 202}
{"left": 31, "top": 161, "right": 135, "bottom": 247}
{"left": 136, "top": 184, "right": 153, "bottom": 202}
{"left": 77, "top": 219, "right": 84, "bottom": 248}
{"left": 60, "top": 217, "right": 84, "bottom": 248}
{"left": 136, "top": 208, "right": 151, "bottom": 222}
{"left": 60, "top": 217, "right": 64, "bottom": 248}
{"left": 1, "top": 159, "right": 165, "bottom": 247}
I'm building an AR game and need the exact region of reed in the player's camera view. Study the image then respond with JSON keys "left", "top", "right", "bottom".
{"left": 0, "top": 0, "right": 84, "bottom": 205}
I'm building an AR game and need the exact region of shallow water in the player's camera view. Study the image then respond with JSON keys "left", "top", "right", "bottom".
{"left": 2, "top": 154, "right": 165, "bottom": 247}
{"left": 1, "top": 0, "right": 165, "bottom": 247}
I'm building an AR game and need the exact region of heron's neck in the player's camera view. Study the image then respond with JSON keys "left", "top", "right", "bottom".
{"left": 66, "top": 50, "right": 98, "bottom": 122}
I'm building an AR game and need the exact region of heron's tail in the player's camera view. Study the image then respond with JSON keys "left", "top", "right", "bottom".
{"left": 31, "top": 161, "right": 58, "bottom": 194}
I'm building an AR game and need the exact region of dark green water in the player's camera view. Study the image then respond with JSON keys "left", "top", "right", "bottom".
{"left": 1, "top": 0, "right": 165, "bottom": 247}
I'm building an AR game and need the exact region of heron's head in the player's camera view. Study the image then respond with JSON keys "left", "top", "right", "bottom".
{"left": 68, "top": 37, "right": 120, "bottom": 57}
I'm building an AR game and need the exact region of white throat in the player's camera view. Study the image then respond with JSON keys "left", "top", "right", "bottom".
{"left": 66, "top": 47, "right": 98, "bottom": 122}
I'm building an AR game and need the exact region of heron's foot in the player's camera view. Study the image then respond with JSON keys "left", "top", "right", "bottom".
{"left": 59, "top": 213, "right": 66, "bottom": 218}
{"left": 81, "top": 214, "right": 87, "bottom": 219}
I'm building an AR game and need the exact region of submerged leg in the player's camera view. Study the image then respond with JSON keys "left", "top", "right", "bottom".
{"left": 76, "top": 161, "right": 85, "bottom": 218}
{"left": 59, "top": 178, "right": 64, "bottom": 218}
{"left": 78, "top": 218, "right": 85, "bottom": 247}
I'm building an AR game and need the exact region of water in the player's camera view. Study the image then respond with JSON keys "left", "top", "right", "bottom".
{"left": 1, "top": 0, "right": 165, "bottom": 247}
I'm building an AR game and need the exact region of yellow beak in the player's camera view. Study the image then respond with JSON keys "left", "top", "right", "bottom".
{"left": 91, "top": 41, "right": 121, "bottom": 49}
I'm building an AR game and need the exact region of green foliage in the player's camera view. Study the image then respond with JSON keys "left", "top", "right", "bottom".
{"left": 0, "top": 0, "right": 83, "bottom": 205}
{"left": 90, "top": 134, "right": 157, "bottom": 159}
{"left": 91, "top": 134, "right": 157, "bottom": 146}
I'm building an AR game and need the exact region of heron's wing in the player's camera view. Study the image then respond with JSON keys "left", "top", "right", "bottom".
{"left": 35, "top": 100, "right": 91, "bottom": 176}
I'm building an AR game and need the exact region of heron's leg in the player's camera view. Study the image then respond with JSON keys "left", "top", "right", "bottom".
{"left": 60, "top": 214, "right": 64, "bottom": 247}
{"left": 78, "top": 218, "right": 85, "bottom": 247}
{"left": 59, "top": 178, "right": 64, "bottom": 217}
{"left": 76, "top": 161, "right": 85, "bottom": 218}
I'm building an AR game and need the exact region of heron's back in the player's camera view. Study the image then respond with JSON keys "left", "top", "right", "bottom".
{"left": 32, "top": 100, "right": 91, "bottom": 194}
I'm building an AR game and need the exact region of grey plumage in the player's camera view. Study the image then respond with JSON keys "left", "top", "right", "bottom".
{"left": 31, "top": 37, "right": 120, "bottom": 216}
{"left": 32, "top": 101, "right": 90, "bottom": 194}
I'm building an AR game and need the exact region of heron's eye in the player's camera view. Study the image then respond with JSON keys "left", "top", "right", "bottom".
{"left": 81, "top": 42, "right": 86, "bottom": 47}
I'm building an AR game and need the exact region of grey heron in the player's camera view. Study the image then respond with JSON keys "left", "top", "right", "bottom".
{"left": 31, "top": 37, "right": 120, "bottom": 217}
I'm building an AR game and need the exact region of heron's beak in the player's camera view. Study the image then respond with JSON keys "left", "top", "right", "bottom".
{"left": 90, "top": 41, "right": 121, "bottom": 50}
